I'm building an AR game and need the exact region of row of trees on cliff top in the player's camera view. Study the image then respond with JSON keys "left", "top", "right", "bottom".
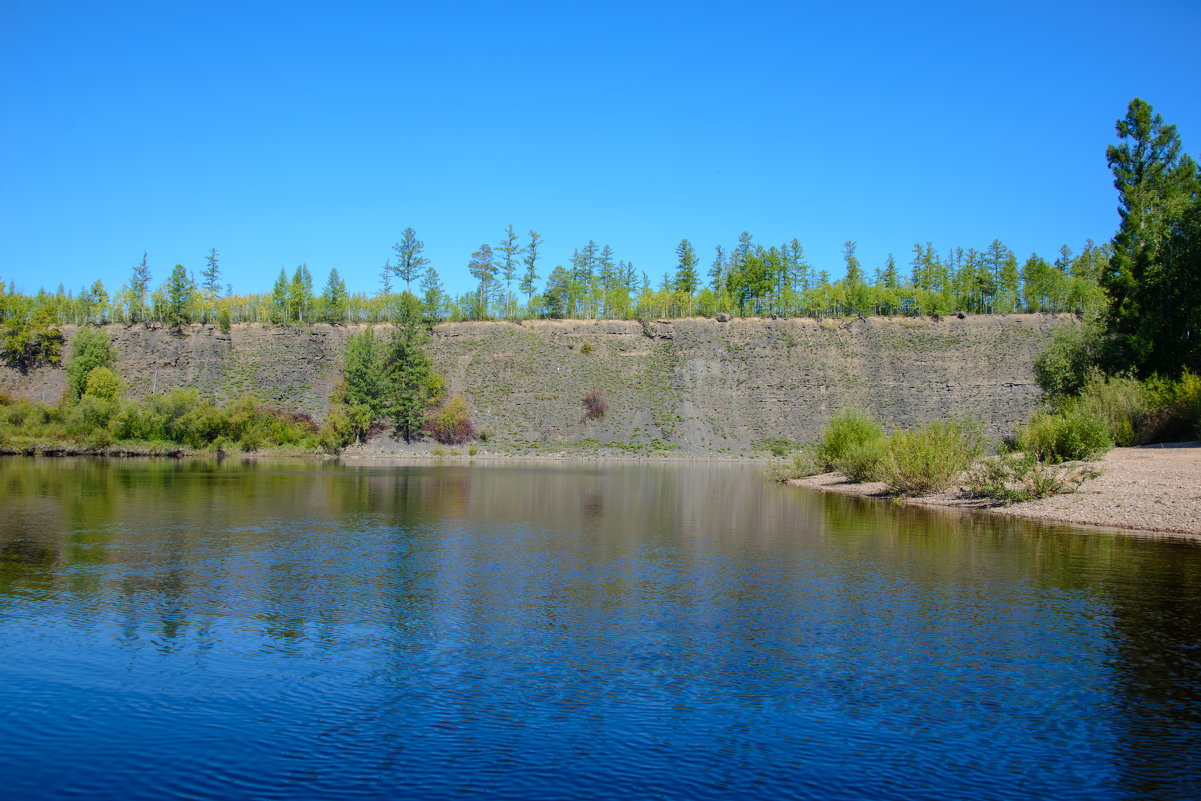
{"left": 0, "top": 233, "right": 1110, "bottom": 328}
{"left": 0, "top": 100, "right": 1195, "bottom": 369}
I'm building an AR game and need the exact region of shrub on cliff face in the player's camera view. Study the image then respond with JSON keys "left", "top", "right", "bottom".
{"left": 424, "top": 394, "right": 475, "bottom": 444}
{"left": 581, "top": 390, "right": 607, "bottom": 422}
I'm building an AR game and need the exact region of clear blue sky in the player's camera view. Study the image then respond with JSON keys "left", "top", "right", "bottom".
{"left": 2, "top": 0, "right": 1199, "bottom": 298}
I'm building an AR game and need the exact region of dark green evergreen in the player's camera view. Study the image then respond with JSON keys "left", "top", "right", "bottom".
{"left": 1102, "top": 98, "right": 1201, "bottom": 377}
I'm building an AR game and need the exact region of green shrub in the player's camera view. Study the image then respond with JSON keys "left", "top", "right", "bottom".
{"left": 767, "top": 444, "right": 823, "bottom": 481}
{"left": 1140, "top": 371, "right": 1201, "bottom": 442}
{"left": 1017, "top": 408, "right": 1112, "bottom": 463}
{"left": 819, "top": 408, "right": 884, "bottom": 470}
{"left": 876, "top": 419, "right": 984, "bottom": 496}
{"left": 833, "top": 437, "right": 888, "bottom": 482}
{"left": 1070, "top": 373, "right": 1151, "bottom": 446}
{"left": 2, "top": 311, "right": 63, "bottom": 371}
{"left": 965, "top": 453, "right": 1102, "bottom": 504}
{"left": 1034, "top": 320, "right": 1102, "bottom": 399}
{"left": 65, "top": 328, "right": 117, "bottom": 401}
{"left": 424, "top": 394, "right": 476, "bottom": 444}
{"left": 66, "top": 395, "right": 118, "bottom": 436}
{"left": 83, "top": 366, "right": 125, "bottom": 401}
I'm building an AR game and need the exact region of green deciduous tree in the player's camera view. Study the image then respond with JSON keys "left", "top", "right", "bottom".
{"left": 66, "top": 327, "right": 117, "bottom": 400}
{"left": 289, "top": 264, "right": 313, "bottom": 322}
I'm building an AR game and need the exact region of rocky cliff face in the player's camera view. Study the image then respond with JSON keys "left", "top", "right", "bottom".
{"left": 1, "top": 315, "right": 1072, "bottom": 453}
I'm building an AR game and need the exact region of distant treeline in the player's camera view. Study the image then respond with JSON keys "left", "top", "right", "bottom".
{"left": 0, "top": 232, "right": 1109, "bottom": 330}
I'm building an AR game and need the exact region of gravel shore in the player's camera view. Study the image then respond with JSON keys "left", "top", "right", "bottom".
{"left": 789, "top": 442, "right": 1201, "bottom": 538}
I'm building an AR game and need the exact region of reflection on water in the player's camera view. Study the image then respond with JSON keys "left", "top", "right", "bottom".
{"left": 1, "top": 457, "right": 1199, "bottom": 800}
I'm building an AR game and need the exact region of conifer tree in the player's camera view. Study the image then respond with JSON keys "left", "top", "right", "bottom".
{"left": 468, "top": 244, "right": 496, "bottom": 319}
{"left": 497, "top": 224, "right": 520, "bottom": 317}
{"left": 164, "top": 264, "right": 195, "bottom": 326}
{"left": 386, "top": 295, "right": 437, "bottom": 442}
{"left": 129, "top": 253, "right": 151, "bottom": 323}
{"left": 419, "top": 265, "right": 444, "bottom": 320}
{"left": 271, "top": 268, "right": 290, "bottom": 323}
{"left": 392, "top": 228, "right": 429, "bottom": 293}
{"left": 520, "top": 231, "right": 542, "bottom": 305}
{"left": 202, "top": 249, "right": 221, "bottom": 296}
{"left": 674, "top": 239, "right": 698, "bottom": 315}
{"left": 322, "top": 268, "right": 348, "bottom": 323}
{"left": 1103, "top": 97, "right": 1201, "bottom": 375}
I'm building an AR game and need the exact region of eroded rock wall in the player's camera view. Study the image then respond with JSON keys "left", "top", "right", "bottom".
{"left": 0, "top": 315, "right": 1073, "bottom": 451}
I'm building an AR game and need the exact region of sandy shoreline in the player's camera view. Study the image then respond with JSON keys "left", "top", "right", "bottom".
{"left": 788, "top": 442, "right": 1201, "bottom": 538}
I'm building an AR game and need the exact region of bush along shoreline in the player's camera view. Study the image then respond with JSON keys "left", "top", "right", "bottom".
{"left": 0, "top": 304, "right": 484, "bottom": 458}
{"left": 772, "top": 372, "right": 1198, "bottom": 507}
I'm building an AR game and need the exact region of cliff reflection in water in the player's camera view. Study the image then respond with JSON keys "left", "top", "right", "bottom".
{"left": 0, "top": 457, "right": 1199, "bottom": 800}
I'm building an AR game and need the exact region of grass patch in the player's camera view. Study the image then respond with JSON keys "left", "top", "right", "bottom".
{"left": 965, "top": 454, "right": 1102, "bottom": 505}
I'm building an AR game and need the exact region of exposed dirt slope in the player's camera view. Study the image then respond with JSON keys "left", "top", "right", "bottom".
{"left": 1, "top": 315, "right": 1074, "bottom": 454}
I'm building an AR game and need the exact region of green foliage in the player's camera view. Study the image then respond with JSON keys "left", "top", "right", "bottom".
{"left": 1069, "top": 374, "right": 1152, "bottom": 446}
{"left": 1139, "top": 371, "right": 1201, "bottom": 442}
{"left": 386, "top": 295, "right": 439, "bottom": 442}
{"left": 343, "top": 327, "right": 388, "bottom": 418}
{"left": 424, "top": 394, "right": 476, "bottom": 444}
{"left": 2, "top": 306, "right": 63, "bottom": 371}
{"left": 164, "top": 264, "right": 195, "bottom": 326}
{"left": 68, "top": 394, "right": 119, "bottom": 437}
{"left": 833, "top": 437, "right": 888, "bottom": 483}
{"left": 965, "top": 454, "right": 1102, "bottom": 505}
{"left": 65, "top": 328, "right": 117, "bottom": 400}
{"left": 110, "top": 390, "right": 320, "bottom": 451}
{"left": 767, "top": 444, "right": 824, "bottom": 481}
{"left": 83, "top": 366, "right": 125, "bottom": 401}
{"left": 1034, "top": 320, "right": 1103, "bottom": 399}
{"left": 817, "top": 408, "right": 885, "bottom": 471}
{"left": 1017, "top": 408, "right": 1112, "bottom": 463}
{"left": 1102, "top": 98, "right": 1201, "bottom": 378}
{"left": 875, "top": 419, "right": 984, "bottom": 496}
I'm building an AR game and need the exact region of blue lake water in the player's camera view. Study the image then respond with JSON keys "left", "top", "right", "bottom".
{"left": 1, "top": 457, "right": 1199, "bottom": 800}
